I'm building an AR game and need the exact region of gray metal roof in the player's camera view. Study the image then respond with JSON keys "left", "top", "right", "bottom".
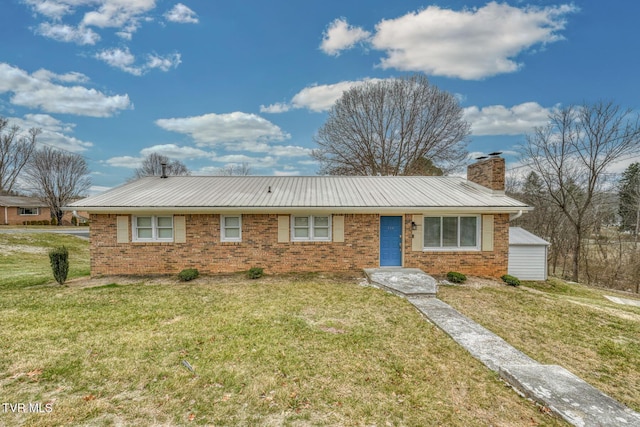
{"left": 68, "top": 176, "right": 531, "bottom": 213}
{"left": 509, "top": 227, "right": 549, "bottom": 246}
{"left": 0, "top": 196, "right": 46, "bottom": 207}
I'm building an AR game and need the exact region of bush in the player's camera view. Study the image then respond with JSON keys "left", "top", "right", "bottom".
{"left": 247, "top": 267, "right": 264, "bottom": 280}
{"left": 446, "top": 271, "right": 467, "bottom": 283}
{"left": 178, "top": 268, "right": 199, "bottom": 282}
{"left": 71, "top": 216, "right": 77, "bottom": 226}
{"left": 49, "top": 246, "right": 69, "bottom": 285}
{"left": 501, "top": 274, "right": 521, "bottom": 286}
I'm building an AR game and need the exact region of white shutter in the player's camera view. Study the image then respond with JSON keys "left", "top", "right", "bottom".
{"left": 333, "top": 215, "right": 344, "bottom": 242}
{"left": 411, "top": 214, "right": 423, "bottom": 251}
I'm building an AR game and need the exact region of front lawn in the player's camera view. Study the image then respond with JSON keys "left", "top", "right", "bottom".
{"left": 0, "top": 233, "right": 561, "bottom": 426}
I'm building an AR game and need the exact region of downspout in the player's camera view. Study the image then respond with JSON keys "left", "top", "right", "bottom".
{"left": 509, "top": 210, "right": 523, "bottom": 222}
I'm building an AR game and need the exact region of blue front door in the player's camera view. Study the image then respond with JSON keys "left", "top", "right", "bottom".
{"left": 380, "top": 216, "right": 402, "bottom": 266}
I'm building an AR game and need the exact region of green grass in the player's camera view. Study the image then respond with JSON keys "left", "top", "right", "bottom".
{"left": 439, "top": 278, "right": 640, "bottom": 412}
{"left": 0, "top": 233, "right": 563, "bottom": 426}
{"left": 0, "top": 232, "right": 90, "bottom": 289}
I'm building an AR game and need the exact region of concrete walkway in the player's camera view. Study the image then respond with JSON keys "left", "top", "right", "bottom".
{"left": 364, "top": 268, "right": 640, "bottom": 426}
{"left": 363, "top": 268, "right": 437, "bottom": 297}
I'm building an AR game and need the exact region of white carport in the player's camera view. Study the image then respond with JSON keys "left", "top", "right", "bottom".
{"left": 508, "top": 227, "right": 550, "bottom": 281}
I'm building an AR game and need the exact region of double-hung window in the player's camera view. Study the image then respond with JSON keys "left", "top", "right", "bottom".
{"left": 292, "top": 215, "right": 331, "bottom": 241}
{"left": 133, "top": 216, "right": 173, "bottom": 242}
{"left": 423, "top": 215, "right": 479, "bottom": 250}
{"left": 221, "top": 215, "right": 242, "bottom": 242}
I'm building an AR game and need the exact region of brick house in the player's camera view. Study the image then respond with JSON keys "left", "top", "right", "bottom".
{"left": 68, "top": 156, "right": 531, "bottom": 277}
{"left": 0, "top": 195, "right": 89, "bottom": 225}
{"left": 0, "top": 196, "right": 51, "bottom": 225}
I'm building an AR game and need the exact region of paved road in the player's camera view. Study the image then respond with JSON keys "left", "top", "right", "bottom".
{"left": 0, "top": 228, "right": 89, "bottom": 239}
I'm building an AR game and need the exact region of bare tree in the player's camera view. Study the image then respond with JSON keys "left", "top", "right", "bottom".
{"left": 216, "top": 162, "right": 252, "bottom": 176}
{"left": 133, "top": 153, "right": 190, "bottom": 179}
{"left": 0, "top": 117, "right": 40, "bottom": 193}
{"left": 24, "top": 147, "right": 91, "bottom": 226}
{"left": 522, "top": 101, "right": 640, "bottom": 281}
{"left": 311, "top": 75, "right": 470, "bottom": 176}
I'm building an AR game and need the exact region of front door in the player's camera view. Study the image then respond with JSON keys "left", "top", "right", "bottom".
{"left": 380, "top": 216, "right": 402, "bottom": 266}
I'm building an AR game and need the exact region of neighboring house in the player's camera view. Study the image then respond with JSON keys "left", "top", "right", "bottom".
{"left": 0, "top": 196, "right": 51, "bottom": 225}
{"left": 0, "top": 195, "right": 89, "bottom": 225}
{"left": 68, "top": 156, "right": 532, "bottom": 277}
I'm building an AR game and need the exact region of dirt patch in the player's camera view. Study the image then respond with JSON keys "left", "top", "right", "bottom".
{"left": 0, "top": 243, "right": 48, "bottom": 255}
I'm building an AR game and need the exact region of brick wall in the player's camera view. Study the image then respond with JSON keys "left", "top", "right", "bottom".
{"left": 403, "top": 214, "right": 510, "bottom": 277}
{"left": 90, "top": 212, "right": 509, "bottom": 277}
{"left": 467, "top": 156, "right": 505, "bottom": 191}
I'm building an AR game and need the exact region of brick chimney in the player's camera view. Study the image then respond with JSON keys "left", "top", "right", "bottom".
{"left": 467, "top": 155, "right": 505, "bottom": 191}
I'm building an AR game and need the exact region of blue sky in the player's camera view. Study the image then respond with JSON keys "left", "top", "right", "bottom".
{"left": 1, "top": 0, "right": 639, "bottom": 192}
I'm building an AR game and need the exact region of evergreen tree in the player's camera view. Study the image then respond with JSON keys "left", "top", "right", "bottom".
{"left": 618, "top": 162, "right": 640, "bottom": 235}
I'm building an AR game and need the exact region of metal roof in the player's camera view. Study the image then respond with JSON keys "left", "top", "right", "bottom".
{"left": 68, "top": 176, "right": 531, "bottom": 213}
{"left": 0, "top": 196, "right": 46, "bottom": 207}
{"left": 509, "top": 227, "right": 549, "bottom": 246}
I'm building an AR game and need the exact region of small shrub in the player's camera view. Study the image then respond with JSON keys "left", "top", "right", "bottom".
{"left": 49, "top": 246, "right": 69, "bottom": 285}
{"left": 447, "top": 271, "right": 467, "bottom": 283}
{"left": 71, "top": 216, "right": 77, "bottom": 226}
{"left": 178, "top": 268, "right": 199, "bottom": 282}
{"left": 501, "top": 274, "right": 521, "bottom": 286}
{"left": 247, "top": 267, "right": 264, "bottom": 280}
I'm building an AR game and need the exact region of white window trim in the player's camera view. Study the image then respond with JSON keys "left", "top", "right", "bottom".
{"left": 18, "top": 207, "right": 39, "bottom": 216}
{"left": 422, "top": 215, "right": 480, "bottom": 251}
{"left": 133, "top": 215, "right": 174, "bottom": 242}
{"left": 221, "top": 215, "right": 242, "bottom": 242}
{"left": 291, "top": 215, "right": 332, "bottom": 242}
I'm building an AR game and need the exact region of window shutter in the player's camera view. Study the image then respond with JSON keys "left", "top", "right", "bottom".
{"left": 278, "top": 215, "right": 289, "bottom": 243}
{"left": 116, "top": 216, "right": 129, "bottom": 243}
{"left": 482, "top": 215, "right": 494, "bottom": 251}
{"left": 333, "top": 215, "right": 344, "bottom": 242}
{"left": 174, "top": 216, "right": 186, "bottom": 243}
{"left": 411, "top": 215, "right": 423, "bottom": 251}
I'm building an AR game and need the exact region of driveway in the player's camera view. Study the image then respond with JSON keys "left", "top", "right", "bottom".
{"left": 0, "top": 227, "right": 89, "bottom": 239}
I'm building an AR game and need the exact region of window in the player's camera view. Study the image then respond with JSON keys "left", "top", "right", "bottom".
{"left": 423, "top": 216, "right": 479, "bottom": 250}
{"left": 292, "top": 215, "right": 331, "bottom": 241}
{"left": 221, "top": 215, "right": 242, "bottom": 242}
{"left": 18, "top": 207, "right": 39, "bottom": 215}
{"left": 133, "top": 216, "right": 173, "bottom": 241}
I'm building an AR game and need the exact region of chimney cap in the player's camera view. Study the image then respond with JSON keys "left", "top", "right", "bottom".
{"left": 475, "top": 155, "right": 488, "bottom": 160}
{"left": 160, "top": 162, "right": 168, "bottom": 179}
{"left": 488, "top": 151, "right": 502, "bottom": 157}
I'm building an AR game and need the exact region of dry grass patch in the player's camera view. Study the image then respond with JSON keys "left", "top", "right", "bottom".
{"left": 0, "top": 274, "right": 564, "bottom": 426}
{"left": 438, "top": 277, "right": 640, "bottom": 412}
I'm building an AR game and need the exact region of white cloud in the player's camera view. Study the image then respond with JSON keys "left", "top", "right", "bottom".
{"left": 372, "top": 2, "right": 578, "bottom": 79}
{"left": 274, "top": 170, "right": 301, "bottom": 176}
{"left": 81, "top": 0, "right": 156, "bottom": 30}
{"left": 32, "top": 69, "right": 89, "bottom": 83}
{"left": 26, "top": 0, "right": 158, "bottom": 41}
{"left": 164, "top": 3, "right": 198, "bottom": 24}
{"left": 23, "top": 0, "right": 74, "bottom": 19}
{"left": 95, "top": 47, "right": 139, "bottom": 74}
{"left": 0, "top": 62, "right": 132, "bottom": 117}
{"left": 139, "top": 143, "right": 212, "bottom": 159}
{"left": 155, "top": 112, "right": 290, "bottom": 146}
{"left": 262, "top": 78, "right": 385, "bottom": 114}
{"left": 464, "top": 102, "right": 556, "bottom": 135}
{"left": 88, "top": 185, "right": 112, "bottom": 195}
{"left": 8, "top": 114, "right": 93, "bottom": 152}
{"left": 320, "top": 18, "right": 370, "bottom": 56}
{"left": 259, "top": 102, "right": 290, "bottom": 114}
{"left": 95, "top": 47, "right": 181, "bottom": 75}
{"left": 35, "top": 22, "right": 101, "bottom": 45}
{"left": 105, "top": 155, "right": 143, "bottom": 168}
